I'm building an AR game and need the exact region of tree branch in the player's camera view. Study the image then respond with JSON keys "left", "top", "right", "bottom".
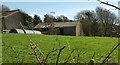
{"left": 100, "top": 43, "right": 120, "bottom": 65}
{"left": 64, "top": 49, "right": 75, "bottom": 64}
{"left": 56, "top": 46, "right": 66, "bottom": 65}
{"left": 44, "top": 48, "right": 57, "bottom": 63}
{"left": 20, "top": 22, "right": 45, "bottom": 64}
{"left": 97, "top": 0, "right": 120, "bottom": 10}
{"left": 29, "top": 43, "right": 42, "bottom": 65}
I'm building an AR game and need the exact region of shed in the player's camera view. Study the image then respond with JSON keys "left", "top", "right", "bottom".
{"left": 35, "top": 22, "right": 83, "bottom": 36}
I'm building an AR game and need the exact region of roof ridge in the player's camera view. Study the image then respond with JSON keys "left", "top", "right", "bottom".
{"left": 4, "top": 9, "right": 20, "bottom": 12}
{"left": 2, "top": 9, "right": 21, "bottom": 17}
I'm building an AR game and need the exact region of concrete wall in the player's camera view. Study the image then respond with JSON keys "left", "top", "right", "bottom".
{"left": 76, "top": 21, "right": 83, "bottom": 36}
{"left": 76, "top": 22, "right": 80, "bottom": 36}
{"left": 3, "top": 12, "right": 24, "bottom": 30}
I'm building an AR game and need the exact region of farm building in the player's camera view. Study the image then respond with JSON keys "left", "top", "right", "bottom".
{"left": 34, "top": 22, "right": 83, "bottom": 36}
{"left": 9, "top": 29, "right": 41, "bottom": 34}
{"left": 1, "top": 10, "right": 25, "bottom": 32}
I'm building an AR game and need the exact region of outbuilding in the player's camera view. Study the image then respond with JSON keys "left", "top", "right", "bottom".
{"left": 35, "top": 22, "right": 83, "bottom": 36}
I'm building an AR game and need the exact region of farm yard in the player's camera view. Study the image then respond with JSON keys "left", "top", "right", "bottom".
{"left": 2, "top": 33, "right": 119, "bottom": 63}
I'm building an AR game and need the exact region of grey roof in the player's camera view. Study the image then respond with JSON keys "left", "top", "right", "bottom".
{"left": 35, "top": 22, "right": 78, "bottom": 28}
{"left": 53, "top": 22, "right": 78, "bottom": 27}
{"left": 2, "top": 10, "right": 21, "bottom": 17}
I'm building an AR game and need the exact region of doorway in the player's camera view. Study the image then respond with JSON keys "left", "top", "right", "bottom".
{"left": 59, "top": 28, "right": 64, "bottom": 35}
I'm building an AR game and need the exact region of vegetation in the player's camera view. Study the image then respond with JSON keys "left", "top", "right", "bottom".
{"left": 21, "top": 12, "right": 34, "bottom": 29}
{"left": 56, "top": 15, "right": 70, "bottom": 22}
{"left": 43, "top": 14, "right": 56, "bottom": 35}
{"left": 33, "top": 14, "right": 42, "bottom": 26}
{"left": 2, "top": 34, "right": 119, "bottom": 63}
{"left": 74, "top": 7, "right": 119, "bottom": 36}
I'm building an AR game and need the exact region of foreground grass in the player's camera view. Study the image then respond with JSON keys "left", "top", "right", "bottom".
{"left": 2, "top": 33, "right": 119, "bottom": 63}
{"left": 0, "top": 34, "right": 2, "bottom": 64}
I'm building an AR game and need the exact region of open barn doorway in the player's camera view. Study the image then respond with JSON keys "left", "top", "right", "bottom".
{"left": 59, "top": 28, "right": 64, "bottom": 35}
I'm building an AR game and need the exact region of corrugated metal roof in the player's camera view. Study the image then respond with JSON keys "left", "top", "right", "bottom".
{"left": 16, "top": 29, "right": 24, "bottom": 33}
{"left": 10, "top": 29, "right": 41, "bottom": 34}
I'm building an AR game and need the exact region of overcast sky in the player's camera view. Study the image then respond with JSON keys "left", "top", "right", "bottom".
{"left": 1, "top": 0, "right": 119, "bottom": 20}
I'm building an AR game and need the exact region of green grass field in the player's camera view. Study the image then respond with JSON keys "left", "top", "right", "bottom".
{"left": 2, "top": 33, "right": 119, "bottom": 63}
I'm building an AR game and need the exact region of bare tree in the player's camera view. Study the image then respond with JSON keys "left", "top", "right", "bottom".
{"left": 96, "top": 7, "right": 118, "bottom": 36}
{"left": 75, "top": 10, "right": 97, "bottom": 36}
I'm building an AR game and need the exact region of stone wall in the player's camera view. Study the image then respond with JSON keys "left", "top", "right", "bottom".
{"left": 3, "top": 12, "right": 24, "bottom": 30}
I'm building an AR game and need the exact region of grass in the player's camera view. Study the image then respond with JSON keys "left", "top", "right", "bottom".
{"left": 2, "top": 33, "right": 119, "bottom": 63}
{"left": 0, "top": 34, "right": 2, "bottom": 64}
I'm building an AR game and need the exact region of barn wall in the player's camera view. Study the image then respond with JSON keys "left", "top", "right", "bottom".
{"left": 3, "top": 12, "right": 24, "bottom": 30}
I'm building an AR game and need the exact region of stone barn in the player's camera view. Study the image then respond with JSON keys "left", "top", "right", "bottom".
{"left": 1, "top": 10, "right": 25, "bottom": 32}
{"left": 35, "top": 22, "right": 83, "bottom": 36}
